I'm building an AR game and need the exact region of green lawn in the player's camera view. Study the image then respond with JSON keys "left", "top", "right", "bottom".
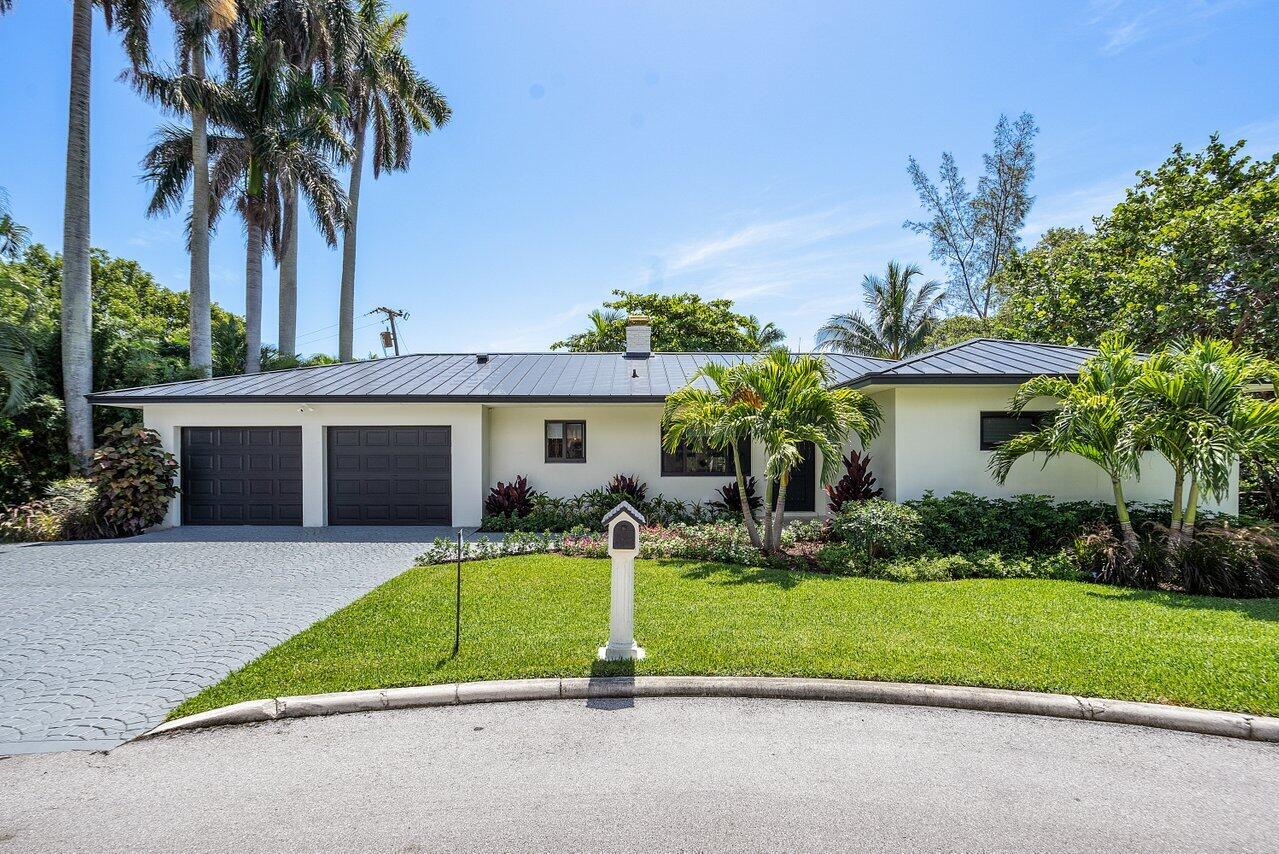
{"left": 173, "top": 555, "right": 1279, "bottom": 719}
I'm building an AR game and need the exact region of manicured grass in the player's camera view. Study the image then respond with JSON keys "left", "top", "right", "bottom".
{"left": 173, "top": 555, "right": 1279, "bottom": 719}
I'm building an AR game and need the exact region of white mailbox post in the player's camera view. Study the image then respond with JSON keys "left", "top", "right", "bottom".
{"left": 598, "top": 501, "right": 646, "bottom": 661}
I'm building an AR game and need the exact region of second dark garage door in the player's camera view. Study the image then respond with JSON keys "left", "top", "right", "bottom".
{"left": 327, "top": 426, "right": 451, "bottom": 525}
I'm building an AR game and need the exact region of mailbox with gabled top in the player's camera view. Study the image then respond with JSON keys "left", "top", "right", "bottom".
{"left": 599, "top": 501, "right": 646, "bottom": 660}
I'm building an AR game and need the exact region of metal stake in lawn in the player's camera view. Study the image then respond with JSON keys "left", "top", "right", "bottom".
{"left": 599, "top": 502, "right": 646, "bottom": 661}
{"left": 453, "top": 529, "right": 462, "bottom": 656}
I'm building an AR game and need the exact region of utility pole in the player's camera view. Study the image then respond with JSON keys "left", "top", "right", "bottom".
{"left": 369, "top": 306, "right": 409, "bottom": 356}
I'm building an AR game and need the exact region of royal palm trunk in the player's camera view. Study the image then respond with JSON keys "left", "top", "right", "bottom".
{"left": 188, "top": 43, "right": 213, "bottom": 378}
{"left": 61, "top": 0, "right": 95, "bottom": 471}
{"left": 277, "top": 180, "right": 299, "bottom": 357}
{"left": 244, "top": 220, "right": 264, "bottom": 374}
{"left": 338, "top": 120, "right": 366, "bottom": 363}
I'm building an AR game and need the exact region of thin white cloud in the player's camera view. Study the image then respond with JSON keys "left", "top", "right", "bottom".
{"left": 1089, "top": 0, "right": 1252, "bottom": 55}
{"left": 490, "top": 300, "right": 596, "bottom": 350}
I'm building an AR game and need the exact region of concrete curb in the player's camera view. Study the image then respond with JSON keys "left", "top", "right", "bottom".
{"left": 142, "top": 676, "right": 1279, "bottom": 744}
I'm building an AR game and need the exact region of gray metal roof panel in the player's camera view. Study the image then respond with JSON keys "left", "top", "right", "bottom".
{"left": 846, "top": 339, "right": 1099, "bottom": 386}
{"left": 87, "top": 341, "right": 1088, "bottom": 404}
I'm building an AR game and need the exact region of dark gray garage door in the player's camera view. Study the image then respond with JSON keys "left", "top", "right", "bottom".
{"left": 327, "top": 426, "right": 451, "bottom": 525}
{"left": 181, "top": 427, "right": 303, "bottom": 525}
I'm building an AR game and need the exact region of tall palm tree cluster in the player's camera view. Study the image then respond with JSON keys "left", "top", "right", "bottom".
{"left": 0, "top": 0, "right": 448, "bottom": 470}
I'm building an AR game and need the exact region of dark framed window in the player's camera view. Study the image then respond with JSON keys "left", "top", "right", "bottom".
{"left": 545, "top": 420, "right": 586, "bottom": 462}
{"left": 980, "top": 411, "right": 1053, "bottom": 451}
{"left": 661, "top": 435, "right": 750, "bottom": 476}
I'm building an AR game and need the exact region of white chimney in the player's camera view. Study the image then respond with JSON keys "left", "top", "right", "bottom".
{"left": 625, "top": 315, "right": 652, "bottom": 358}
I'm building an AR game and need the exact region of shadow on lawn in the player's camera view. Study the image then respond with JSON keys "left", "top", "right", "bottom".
{"left": 1083, "top": 586, "right": 1279, "bottom": 623}
{"left": 671, "top": 560, "right": 802, "bottom": 590}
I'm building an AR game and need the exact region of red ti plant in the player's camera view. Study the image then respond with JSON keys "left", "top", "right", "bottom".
{"left": 823, "top": 450, "right": 883, "bottom": 514}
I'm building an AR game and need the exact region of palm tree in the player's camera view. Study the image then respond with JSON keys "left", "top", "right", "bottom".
{"left": 588, "top": 308, "right": 623, "bottom": 338}
{"left": 0, "top": 188, "right": 31, "bottom": 259}
{"left": 742, "top": 315, "right": 785, "bottom": 352}
{"left": 815, "top": 261, "right": 943, "bottom": 359}
{"left": 1128, "top": 339, "right": 1279, "bottom": 541}
{"left": 8, "top": 0, "right": 149, "bottom": 470}
{"left": 334, "top": 0, "right": 450, "bottom": 362}
{"left": 729, "top": 351, "right": 881, "bottom": 554}
{"left": 127, "top": 1, "right": 239, "bottom": 378}
{"left": 989, "top": 336, "right": 1145, "bottom": 549}
{"left": 662, "top": 361, "right": 766, "bottom": 550}
{"left": 143, "top": 18, "right": 350, "bottom": 375}
{"left": 174, "top": 0, "right": 239, "bottom": 377}
{"left": 265, "top": 0, "right": 359, "bottom": 358}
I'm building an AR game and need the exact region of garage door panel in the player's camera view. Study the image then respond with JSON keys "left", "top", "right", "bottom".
{"left": 327, "top": 426, "right": 451, "bottom": 526}
{"left": 182, "top": 427, "right": 303, "bottom": 526}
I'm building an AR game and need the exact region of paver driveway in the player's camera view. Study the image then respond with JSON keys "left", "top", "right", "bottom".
{"left": 0, "top": 526, "right": 470, "bottom": 755}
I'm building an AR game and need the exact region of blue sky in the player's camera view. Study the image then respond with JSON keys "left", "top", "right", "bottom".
{"left": 1, "top": 0, "right": 1277, "bottom": 356}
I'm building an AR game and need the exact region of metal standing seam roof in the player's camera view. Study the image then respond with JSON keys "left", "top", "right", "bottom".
{"left": 840, "top": 338, "right": 1100, "bottom": 388}
{"left": 86, "top": 339, "right": 1097, "bottom": 405}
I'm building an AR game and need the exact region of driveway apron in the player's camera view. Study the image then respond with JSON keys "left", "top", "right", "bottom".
{"left": 0, "top": 526, "right": 465, "bottom": 754}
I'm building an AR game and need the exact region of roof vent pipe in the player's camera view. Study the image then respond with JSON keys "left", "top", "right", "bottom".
{"left": 625, "top": 315, "right": 652, "bottom": 358}
{"left": 476, "top": 354, "right": 489, "bottom": 364}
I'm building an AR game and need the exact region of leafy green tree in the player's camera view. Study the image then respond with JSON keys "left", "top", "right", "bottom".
{"left": 998, "top": 137, "right": 1279, "bottom": 357}
{"left": 815, "top": 261, "right": 943, "bottom": 359}
{"left": 552, "top": 291, "right": 783, "bottom": 353}
{"left": 0, "top": 244, "right": 247, "bottom": 504}
{"left": 989, "top": 336, "right": 1145, "bottom": 549}
{"left": 662, "top": 361, "right": 766, "bottom": 549}
{"left": 920, "top": 314, "right": 1023, "bottom": 351}
{"left": 905, "top": 113, "right": 1038, "bottom": 317}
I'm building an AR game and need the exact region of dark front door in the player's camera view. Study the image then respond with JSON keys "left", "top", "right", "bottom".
{"left": 327, "top": 426, "right": 451, "bottom": 525}
{"left": 781, "top": 441, "right": 816, "bottom": 513}
{"left": 181, "top": 427, "right": 303, "bottom": 525}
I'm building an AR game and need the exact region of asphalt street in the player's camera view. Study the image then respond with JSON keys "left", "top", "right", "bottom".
{"left": 1, "top": 697, "right": 1276, "bottom": 852}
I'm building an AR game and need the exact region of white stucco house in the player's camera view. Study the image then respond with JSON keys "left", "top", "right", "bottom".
{"left": 87, "top": 319, "right": 1237, "bottom": 528}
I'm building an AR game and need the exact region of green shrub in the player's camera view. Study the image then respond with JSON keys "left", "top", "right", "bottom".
{"left": 639, "top": 522, "right": 769, "bottom": 566}
{"left": 0, "top": 478, "right": 105, "bottom": 543}
{"left": 415, "top": 531, "right": 556, "bottom": 565}
{"left": 904, "top": 491, "right": 1114, "bottom": 557}
{"left": 781, "top": 518, "right": 829, "bottom": 545}
{"left": 829, "top": 499, "right": 923, "bottom": 560}
{"left": 90, "top": 422, "right": 179, "bottom": 537}
{"left": 869, "top": 553, "right": 1079, "bottom": 582}
{"left": 815, "top": 547, "right": 1081, "bottom": 582}
{"left": 482, "top": 490, "right": 720, "bottom": 533}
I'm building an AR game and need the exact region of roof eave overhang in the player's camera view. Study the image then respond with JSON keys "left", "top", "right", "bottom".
{"left": 842, "top": 371, "right": 1079, "bottom": 390}
{"left": 87, "top": 394, "right": 675, "bottom": 406}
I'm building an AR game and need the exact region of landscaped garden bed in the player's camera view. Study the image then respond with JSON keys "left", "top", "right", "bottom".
{"left": 172, "top": 553, "right": 1279, "bottom": 720}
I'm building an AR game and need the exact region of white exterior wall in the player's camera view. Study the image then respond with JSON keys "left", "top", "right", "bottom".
{"left": 136, "top": 385, "right": 1240, "bottom": 529}
{"left": 141, "top": 402, "right": 487, "bottom": 527}
{"left": 485, "top": 403, "right": 768, "bottom": 506}
{"left": 881, "top": 385, "right": 1238, "bottom": 513}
